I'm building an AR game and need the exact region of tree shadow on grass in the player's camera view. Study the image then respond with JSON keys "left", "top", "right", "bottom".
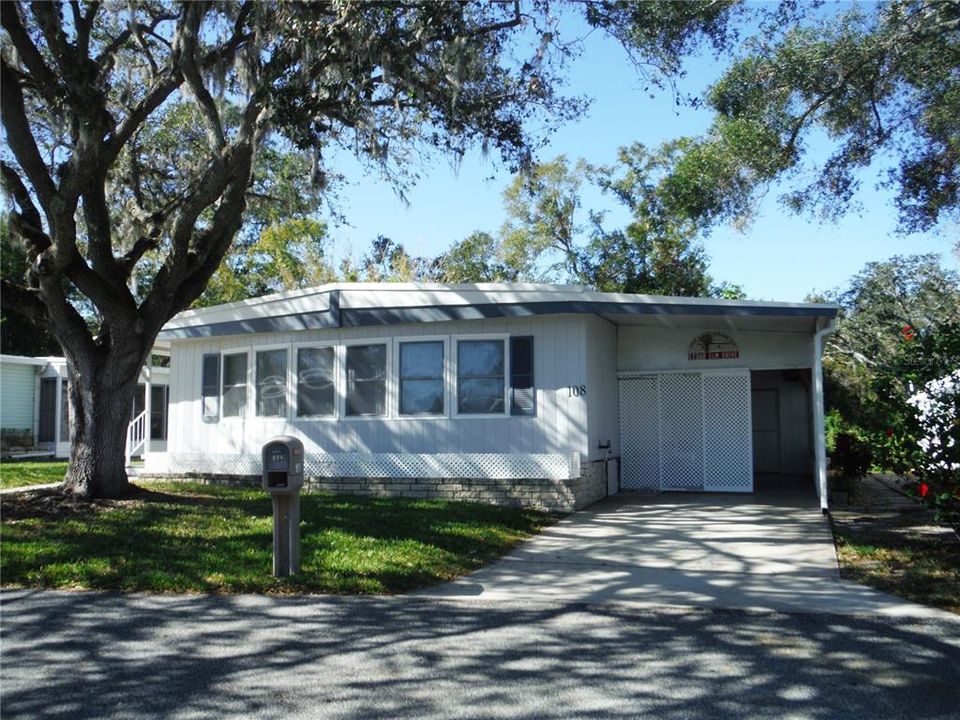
{"left": 1, "top": 486, "right": 554, "bottom": 594}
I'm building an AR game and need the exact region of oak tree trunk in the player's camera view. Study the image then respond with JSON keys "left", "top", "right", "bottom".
{"left": 61, "top": 355, "right": 140, "bottom": 498}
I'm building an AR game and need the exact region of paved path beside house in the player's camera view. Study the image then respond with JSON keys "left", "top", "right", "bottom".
{"left": 2, "top": 589, "right": 959, "bottom": 720}
{"left": 418, "top": 492, "right": 956, "bottom": 619}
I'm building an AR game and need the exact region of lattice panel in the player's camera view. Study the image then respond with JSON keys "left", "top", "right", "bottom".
{"left": 658, "top": 373, "right": 704, "bottom": 490}
{"left": 703, "top": 372, "right": 753, "bottom": 491}
{"left": 618, "top": 376, "right": 660, "bottom": 490}
{"left": 149, "top": 452, "right": 579, "bottom": 480}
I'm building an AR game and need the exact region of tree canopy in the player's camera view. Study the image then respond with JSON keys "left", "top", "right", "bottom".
{"left": 640, "top": 0, "right": 960, "bottom": 234}
{"left": 0, "top": 1, "right": 739, "bottom": 497}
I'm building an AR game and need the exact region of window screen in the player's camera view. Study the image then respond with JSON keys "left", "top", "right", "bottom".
{"left": 256, "top": 349, "right": 288, "bottom": 417}
{"left": 59, "top": 380, "right": 70, "bottom": 442}
{"left": 457, "top": 339, "right": 505, "bottom": 414}
{"left": 510, "top": 336, "right": 535, "bottom": 416}
{"left": 151, "top": 385, "right": 168, "bottom": 440}
{"left": 201, "top": 353, "right": 220, "bottom": 420}
{"left": 399, "top": 341, "right": 444, "bottom": 415}
{"left": 345, "top": 344, "right": 387, "bottom": 416}
{"left": 222, "top": 352, "right": 248, "bottom": 417}
{"left": 297, "top": 347, "right": 335, "bottom": 417}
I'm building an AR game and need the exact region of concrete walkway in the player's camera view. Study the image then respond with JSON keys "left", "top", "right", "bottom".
{"left": 419, "top": 492, "right": 956, "bottom": 619}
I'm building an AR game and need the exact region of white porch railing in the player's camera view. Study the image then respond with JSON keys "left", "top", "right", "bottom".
{"left": 125, "top": 410, "right": 148, "bottom": 467}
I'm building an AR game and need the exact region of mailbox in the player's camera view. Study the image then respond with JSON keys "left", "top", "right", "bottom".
{"left": 261, "top": 436, "right": 304, "bottom": 577}
{"left": 262, "top": 436, "right": 304, "bottom": 493}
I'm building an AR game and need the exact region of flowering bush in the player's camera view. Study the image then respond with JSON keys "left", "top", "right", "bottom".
{"left": 906, "top": 370, "right": 960, "bottom": 527}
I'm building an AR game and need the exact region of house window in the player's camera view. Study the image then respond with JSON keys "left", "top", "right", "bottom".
{"left": 510, "top": 336, "right": 535, "bottom": 416}
{"left": 345, "top": 344, "right": 386, "bottom": 416}
{"left": 457, "top": 339, "right": 505, "bottom": 414}
{"left": 133, "top": 384, "right": 169, "bottom": 440}
{"left": 201, "top": 353, "right": 220, "bottom": 420}
{"left": 151, "top": 385, "right": 168, "bottom": 440}
{"left": 222, "top": 352, "right": 248, "bottom": 417}
{"left": 256, "top": 349, "right": 288, "bottom": 417}
{"left": 297, "top": 346, "right": 335, "bottom": 417}
{"left": 399, "top": 341, "right": 444, "bottom": 416}
{"left": 59, "top": 379, "right": 70, "bottom": 442}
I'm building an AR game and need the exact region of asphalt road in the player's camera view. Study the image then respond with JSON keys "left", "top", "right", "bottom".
{"left": 2, "top": 589, "right": 959, "bottom": 720}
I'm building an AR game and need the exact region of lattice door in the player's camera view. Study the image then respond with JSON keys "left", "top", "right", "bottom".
{"left": 703, "top": 370, "right": 753, "bottom": 491}
{"left": 618, "top": 370, "right": 753, "bottom": 494}
{"left": 659, "top": 373, "right": 704, "bottom": 490}
{"left": 618, "top": 376, "right": 660, "bottom": 490}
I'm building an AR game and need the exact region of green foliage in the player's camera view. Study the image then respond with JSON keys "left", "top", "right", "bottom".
{"left": 357, "top": 236, "right": 441, "bottom": 283}
{"left": 448, "top": 152, "right": 737, "bottom": 296}
{"left": 195, "top": 218, "right": 335, "bottom": 308}
{"left": 818, "top": 254, "right": 960, "bottom": 430}
{"left": 436, "top": 232, "right": 520, "bottom": 283}
{"left": 0, "top": 483, "right": 553, "bottom": 594}
{"left": 818, "top": 256, "right": 960, "bottom": 524}
{"left": 0, "top": 216, "right": 59, "bottom": 355}
{"left": 691, "top": 1, "right": 960, "bottom": 233}
{"left": 831, "top": 431, "right": 873, "bottom": 482}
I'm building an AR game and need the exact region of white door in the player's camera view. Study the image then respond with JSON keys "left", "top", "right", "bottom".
{"left": 618, "top": 375, "right": 659, "bottom": 490}
{"left": 703, "top": 370, "right": 754, "bottom": 492}
{"left": 659, "top": 373, "right": 703, "bottom": 490}
{"left": 618, "top": 370, "right": 753, "bottom": 493}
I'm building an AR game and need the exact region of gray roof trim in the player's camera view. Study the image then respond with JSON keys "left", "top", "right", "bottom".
{"left": 157, "top": 308, "right": 337, "bottom": 340}
{"left": 160, "top": 298, "right": 836, "bottom": 339}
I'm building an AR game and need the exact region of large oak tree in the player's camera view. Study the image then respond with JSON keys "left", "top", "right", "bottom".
{"left": 0, "top": 1, "right": 736, "bottom": 497}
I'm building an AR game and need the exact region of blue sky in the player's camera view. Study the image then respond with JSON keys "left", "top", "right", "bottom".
{"left": 320, "top": 7, "right": 958, "bottom": 302}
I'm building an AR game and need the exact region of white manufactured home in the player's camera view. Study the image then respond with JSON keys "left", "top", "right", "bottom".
{"left": 0, "top": 354, "right": 170, "bottom": 460}
{"left": 147, "top": 283, "right": 837, "bottom": 512}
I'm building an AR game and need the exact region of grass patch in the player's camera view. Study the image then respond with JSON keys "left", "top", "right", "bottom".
{"left": 0, "top": 482, "right": 555, "bottom": 594}
{"left": 0, "top": 461, "right": 68, "bottom": 490}
{"left": 833, "top": 523, "right": 960, "bottom": 614}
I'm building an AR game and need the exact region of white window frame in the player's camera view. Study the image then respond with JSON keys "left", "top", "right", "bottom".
{"left": 253, "top": 344, "right": 292, "bottom": 420}
{"left": 220, "top": 348, "right": 251, "bottom": 421}
{"left": 292, "top": 341, "right": 338, "bottom": 421}
{"left": 340, "top": 339, "right": 391, "bottom": 420}
{"left": 393, "top": 335, "right": 449, "bottom": 419}
{"left": 453, "top": 334, "right": 510, "bottom": 419}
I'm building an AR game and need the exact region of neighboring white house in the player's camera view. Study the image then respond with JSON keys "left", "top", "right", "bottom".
{"left": 0, "top": 354, "right": 170, "bottom": 460}
{"left": 147, "top": 282, "right": 837, "bottom": 512}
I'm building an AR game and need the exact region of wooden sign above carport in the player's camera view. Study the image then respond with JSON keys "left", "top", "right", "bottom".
{"left": 688, "top": 332, "right": 740, "bottom": 361}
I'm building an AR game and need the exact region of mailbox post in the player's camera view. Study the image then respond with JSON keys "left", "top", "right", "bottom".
{"left": 262, "top": 436, "right": 304, "bottom": 577}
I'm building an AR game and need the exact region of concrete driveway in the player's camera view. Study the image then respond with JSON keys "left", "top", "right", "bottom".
{"left": 420, "top": 492, "right": 953, "bottom": 618}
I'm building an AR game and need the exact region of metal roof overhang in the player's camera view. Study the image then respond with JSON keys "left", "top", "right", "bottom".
{"left": 158, "top": 296, "right": 836, "bottom": 340}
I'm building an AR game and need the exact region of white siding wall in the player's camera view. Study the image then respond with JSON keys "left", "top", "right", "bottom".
{"left": 584, "top": 316, "right": 618, "bottom": 462}
{"left": 0, "top": 363, "right": 37, "bottom": 432}
{"left": 618, "top": 327, "right": 814, "bottom": 373}
{"left": 167, "top": 316, "right": 590, "bottom": 458}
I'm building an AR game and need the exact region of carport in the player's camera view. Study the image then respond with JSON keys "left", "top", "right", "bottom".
{"left": 610, "top": 305, "right": 836, "bottom": 508}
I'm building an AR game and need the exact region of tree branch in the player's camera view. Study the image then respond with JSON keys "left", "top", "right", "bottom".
{"left": 0, "top": 61, "right": 58, "bottom": 214}
{"left": 0, "top": 3, "right": 61, "bottom": 105}
{"left": 468, "top": 1, "right": 522, "bottom": 37}
{"left": 0, "top": 162, "right": 45, "bottom": 240}
{"left": 0, "top": 279, "right": 48, "bottom": 325}
{"left": 175, "top": 3, "right": 226, "bottom": 151}
{"left": 30, "top": 1, "right": 73, "bottom": 76}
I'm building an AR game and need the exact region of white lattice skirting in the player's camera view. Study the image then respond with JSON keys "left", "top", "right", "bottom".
{"left": 144, "top": 452, "right": 582, "bottom": 481}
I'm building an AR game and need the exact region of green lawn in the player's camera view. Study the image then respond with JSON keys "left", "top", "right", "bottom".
{"left": 0, "top": 461, "right": 68, "bottom": 490}
{"left": 834, "top": 531, "right": 960, "bottom": 614}
{"left": 0, "top": 482, "right": 555, "bottom": 594}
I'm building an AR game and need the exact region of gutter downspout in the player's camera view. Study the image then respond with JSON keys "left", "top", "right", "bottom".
{"left": 812, "top": 316, "right": 838, "bottom": 513}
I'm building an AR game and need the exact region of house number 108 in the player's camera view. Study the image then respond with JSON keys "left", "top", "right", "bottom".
{"left": 568, "top": 385, "right": 587, "bottom": 397}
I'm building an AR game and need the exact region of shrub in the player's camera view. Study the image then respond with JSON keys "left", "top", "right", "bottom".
{"left": 832, "top": 431, "right": 873, "bottom": 483}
